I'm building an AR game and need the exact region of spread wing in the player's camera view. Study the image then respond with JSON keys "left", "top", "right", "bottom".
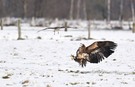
{"left": 86, "top": 41, "right": 117, "bottom": 63}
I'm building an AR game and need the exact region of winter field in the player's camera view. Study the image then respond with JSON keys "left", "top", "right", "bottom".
{"left": 0, "top": 22, "right": 135, "bottom": 87}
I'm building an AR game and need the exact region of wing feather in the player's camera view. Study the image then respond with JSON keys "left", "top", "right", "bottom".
{"left": 86, "top": 41, "right": 117, "bottom": 63}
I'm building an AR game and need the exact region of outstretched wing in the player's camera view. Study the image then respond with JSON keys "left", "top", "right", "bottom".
{"left": 86, "top": 41, "right": 117, "bottom": 63}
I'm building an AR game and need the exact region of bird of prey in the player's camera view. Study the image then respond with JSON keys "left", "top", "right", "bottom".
{"left": 71, "top": 41, "right": 117, "bottom": 67}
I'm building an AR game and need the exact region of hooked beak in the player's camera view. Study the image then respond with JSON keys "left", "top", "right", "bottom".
{"left": 70, "top": 54, "right": 75, "bottom": 60}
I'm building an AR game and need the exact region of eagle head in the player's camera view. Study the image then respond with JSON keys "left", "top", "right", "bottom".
{"left": 71, "top": 53, "right": 89, "bottom": 67}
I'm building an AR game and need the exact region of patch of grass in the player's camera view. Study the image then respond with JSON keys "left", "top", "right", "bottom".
{"left": 121, "top": 81, "right": 128, "bottom": 84}
{"left": 22, "top": 80, "right": 29, "bottom": 84}
{"left": 112, "top": 59, "right": 116, "bottom": 61}
{"left": 2, "top": 76, "right": 10, "bottom": 79}
{"left": 69, "top": 82, "right": 80, "bottom": 85}
{"left": 37, "top": 36, "right": 42, "bottom": 39}
{"left": 46, "top": 84, "right": 52, "bottom": 87}
{"left": 2, "top": 74, "right": 12, "bottom": 79}
{"left": 132, "top": 72, "right": 135, "bottom": 74}
{"left": 86, "top": 82, "right": 96, "bottom": 86}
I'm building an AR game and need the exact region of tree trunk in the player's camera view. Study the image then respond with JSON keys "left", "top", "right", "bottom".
{"left": 83, "top": 0, "right": 87, "bottom": 20}
{"left": 76, "top": 0, "right": 81, "bottom": 19}
{"left": 88, "top": 21, "right": 91, "bottom": 39}
{"left": 64, "top": 21, "right": 68, "bottom": 32}
{"left": 107, "top": 0, "right": 111, "bottom": 23}
{"left": 119, "top": 0, "right": 123, "bottom": 27}
{"left": 23, "top": 0, "right": 27, "bottom": 18}
{"left": 0, "top": 19, "right": 3, "bottom": 30}
{"left": 131, "top": 0, "right": 135, "bottom": 22}
{"left": 70, "top": 0, "right": 74, "bottom": 20}
{"left": 17, "top": 19, "right": 24, "bottom": 40}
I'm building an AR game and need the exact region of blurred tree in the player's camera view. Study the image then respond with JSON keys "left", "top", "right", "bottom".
{"left": 69, "top": 0, "right": 74, "bottom": 20}
{"left": 0, "top": 0, "right": 134, "bottom": 20}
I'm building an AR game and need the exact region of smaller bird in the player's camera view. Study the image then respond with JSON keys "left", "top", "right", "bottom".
{"left": 37, "top": 26, "right": 77, "bottom": 32}
{"left": 71, "top": 41, "right": 117, "bottom": 67}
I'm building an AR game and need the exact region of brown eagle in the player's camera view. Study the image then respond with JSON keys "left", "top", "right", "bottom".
{"left": 71, "top": 41, "right": 117, "bottom": 67}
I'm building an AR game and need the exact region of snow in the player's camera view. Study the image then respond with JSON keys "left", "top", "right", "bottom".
{"left": 0, "top": 24, "right": 135, "bottom": 87}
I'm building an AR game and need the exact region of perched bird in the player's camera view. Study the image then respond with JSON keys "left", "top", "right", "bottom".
{"left": 71, "top": 41, "right": 117, "bottom": 67}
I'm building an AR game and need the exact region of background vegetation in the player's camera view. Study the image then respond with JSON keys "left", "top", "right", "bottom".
{"left": 0, "top": 0, "right": 134, "bottom": 20}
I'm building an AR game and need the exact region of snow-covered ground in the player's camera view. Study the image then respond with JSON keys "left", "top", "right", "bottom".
{"left": 0, "top": 25, "right": 135, "bottom": 87}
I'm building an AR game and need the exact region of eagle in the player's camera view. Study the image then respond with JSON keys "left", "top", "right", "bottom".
{"left": 71, "top": 41, "right": 117, "bottom": 67}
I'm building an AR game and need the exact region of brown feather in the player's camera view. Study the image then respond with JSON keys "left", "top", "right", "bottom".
{"left": 73, "top": 41, "right": 117, "bottom": 67}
